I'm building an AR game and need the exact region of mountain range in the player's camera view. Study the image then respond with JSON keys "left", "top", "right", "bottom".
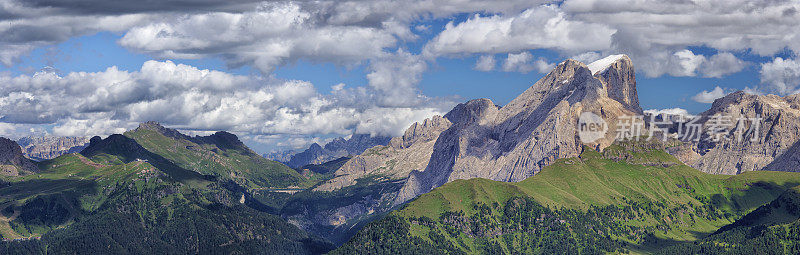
{"left": 1, "top": 54, "right": 800, "bottom": 254}
{"left": 265, "top": 134, "right": 392, "bottom": 169}
{"left": 16, "top": 136, "right": 90, "bottom": 162}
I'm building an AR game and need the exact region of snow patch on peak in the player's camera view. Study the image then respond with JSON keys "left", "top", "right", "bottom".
{"left": 587, "top": 54, "right": 625, "bottom": 75}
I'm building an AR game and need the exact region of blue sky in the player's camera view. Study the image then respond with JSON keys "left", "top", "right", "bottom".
{"left": 2, "top": 31, "right": 761, "bottom": 111}
{"left": 1, "top": 0, "right": 799, "bottom": 153}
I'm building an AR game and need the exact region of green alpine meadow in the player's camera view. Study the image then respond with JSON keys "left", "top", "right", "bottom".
{"left": 333, "top": 143, "right": 800, "bottom": 254}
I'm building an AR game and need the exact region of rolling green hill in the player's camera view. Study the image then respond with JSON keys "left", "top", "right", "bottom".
{"left": 0, "top": 132, "right": 332, "bottom": 254}
{"left": 333, "top": 144, "right": 800, "bottom": 254}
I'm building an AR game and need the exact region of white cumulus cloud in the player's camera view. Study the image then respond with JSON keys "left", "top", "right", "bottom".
{"left": 701, "top": 52, "right": 748, "bottom": 78}
{"left": 760, "top": 57, "right": 800, "bottom": 95}
{"left": 501, "top": 52, "right": 554, "bottom": 74}
{"left": 692, "top": 86, "right": 731, "bottom": 103}
{"left": 0, "top": 60, "right": 455, "bottom": 141}
{"left": 423, "top": 5, "right": 615, "bottom": 57}
{"left": 473, "top": 55, "right": 496, "bottom": 71}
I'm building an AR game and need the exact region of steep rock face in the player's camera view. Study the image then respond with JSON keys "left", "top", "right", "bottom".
{"left": 16, "top": 136, "right": 90, "bottom": 161}
{"left": 395, "top": 56, "right": 642, "bottom": 204}
{"left": 285, "top": 134, "right": 391, "bottom": 168}
{"left": 675, "top": 92, "right": 800, "bottom": 174}
{"left": 0, "top": 137, "right": 38, "bottom": 176}
{"left": 593, "top": 55, "right": 642, "bottom": 114}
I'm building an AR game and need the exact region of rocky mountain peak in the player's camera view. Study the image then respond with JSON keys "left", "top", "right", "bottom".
{"left": 592, "top": 54, "right": 642, "bottom": 114}
{"left": 444, "top": 98, "right": 499, "bottom": 126}
{"left": 0, "top": 137, "right": 39, "bottom": 176}
{"left": 137, "top": 121, "right": 165, "bottom": 130}
{"left": 81, "top": 134, "right": 146, "bottom": 162}
{"left": 707, "top": 91, "right": 800, "bottom": 116}
{"left": 89, "top": 135, "right": 102, "bottom": 145}
{"left": 303, "top": 55, "right": 651, "bottom": 234}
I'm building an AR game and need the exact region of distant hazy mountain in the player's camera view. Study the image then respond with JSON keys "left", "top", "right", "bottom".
{"left": 263, "top": 150, "right": 296, "bottom": 163}
{"left": 16, "top": 136, "right": 90, "bottom": 161}
{"left": 284, "top": 134, "right": 391, "bottom": 168}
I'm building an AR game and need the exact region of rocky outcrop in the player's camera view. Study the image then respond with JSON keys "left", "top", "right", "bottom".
{"left": 670, "top": 92, "right": 800, "bottom": 174}
{"left": 0, "top": 137, "right": 39, "bottom": 176}
{"left": 285, "top": 134, "right": 391, "bottom": 168}
{"left": 16, "top": 136, "right": 90, "bottom": 161}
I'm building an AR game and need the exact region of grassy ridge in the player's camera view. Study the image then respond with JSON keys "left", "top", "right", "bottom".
{"left": 404, "top": 148, "right": 798, "bottom": 220}
{"left": 124, "top": 127, "right": 305, "bottom": 189}
{"left": 335, "top": 146, "right": 800, "bottom": 254}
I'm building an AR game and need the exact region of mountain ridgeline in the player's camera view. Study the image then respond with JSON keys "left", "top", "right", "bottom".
{"left": 0, "top": 123, "right": 332, "bottom": 254}
{"left": 670, "top": 92, "right": 800, "bottom": 174}
{"left": 122, "top": 122, "right": 304, "bottom": 189}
